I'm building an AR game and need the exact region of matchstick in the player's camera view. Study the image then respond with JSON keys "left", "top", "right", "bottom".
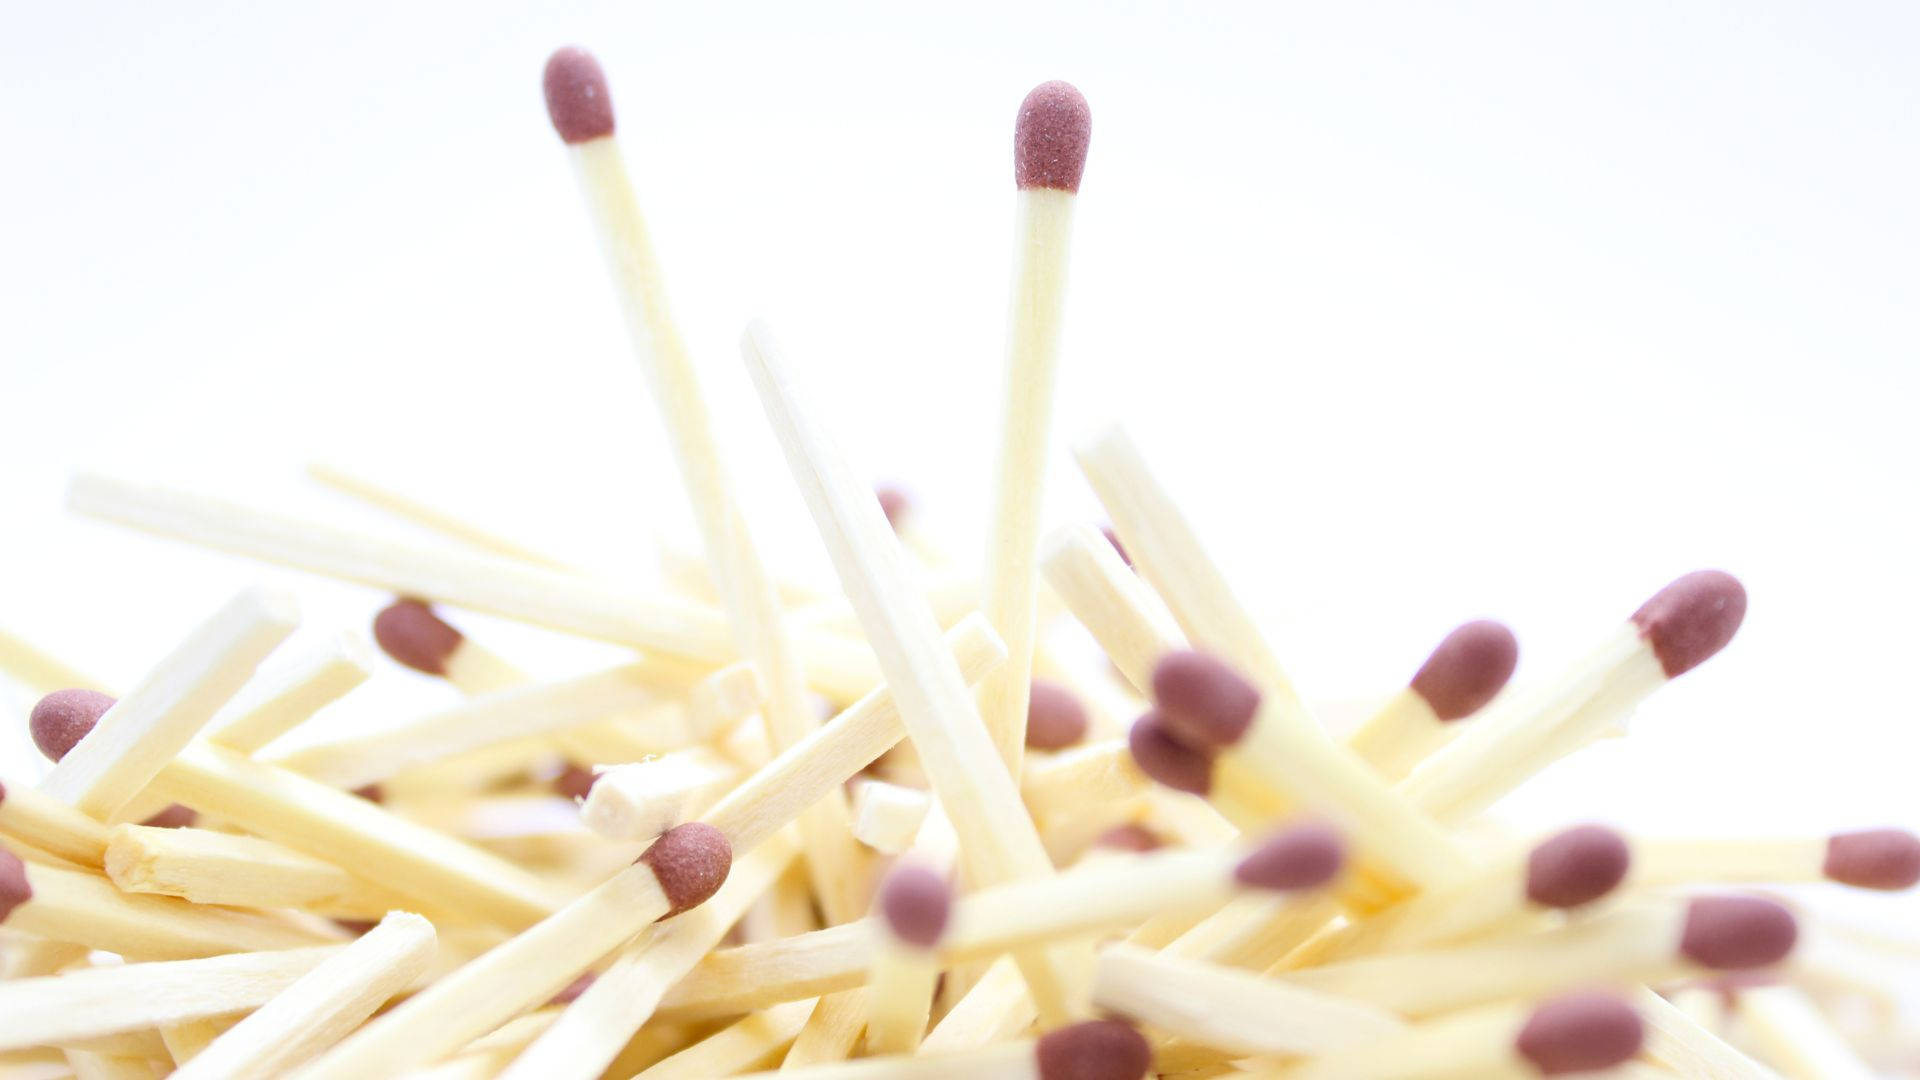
{"left": 1632, "top": 828, "right": 1920, "bottom": 892}
{"left": 1630, "top": 986, "right": 1781, "bottom": 1078}
{"left": 1023, "top": 680, "right": 1090, "bottom": 751}
{"left": 209, "top": 631, "right": 376, "bottom": 755}
{"left": 545, "top": 47, "right": 867, "bottom": 927}
{"left": 1039, "top": 522, "right": 1184, "bottom": 693}
{"left": 977, "top": 81, "right": 1093, "bottom": 776}
{"left": 373, "top": 598, "right": 526, "bottom": 695}
{"left": 170, "top": 911, "right": 436, "bottom": 1080}
{"left": 920, "top": 955, "right": 1033, "bottom": 1054}
{"left": 0, "top": 848, "right": 336, "bottom": 959}
{"left": 0, "top": 776, "right": 111, "bottom": 867}
{"left": 580, "top": 748, "right": 739, "bottom": 842}
{"left": 1342, "top": 620, "right": 1519, "bottom": 781}
{"left": 741, "top": 319, "right": 1083, "bottom": 1022}
{"left": 737, "top": 1019, "right": 1150, "bottom": 1080}
{"left": 103, "top": 823, "right": 366, "bottom": 909}
{"left": 1735, "top": 984, "right": 1877, "bottom": 1080}
{"left": 1263, "top": 991, "right": 1646, "bottom": 1080}
{"left": 66, "top": 472, "right": 882, "bottom": 701}
{"left": 866, "top": 864, "right": 952, "bottom": 1055}
{"left": 850, "top": 778, "right": 931, "bottom": 854}
{"left": 307, "top": 461, "right": 574, "bottom": 571}
{"left": 40, "top": 585, "right": 298, "bottom": 820}
{"left": 292, "top": 822, "right": 734, "bottom": 1079}
{"left": 0, "top": 626, "right": 105, "bottom": 695}
{"left": 633, "top": 998, "right": 815, "bottom": 1079}
{"left": 1020, "top": 739, "right": 1144, "bottom": 826}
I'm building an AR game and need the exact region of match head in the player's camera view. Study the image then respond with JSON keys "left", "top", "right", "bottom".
{"left": 550, "top": 971, "right": 596, "bottom": 1005}
{"left": 1524, "top": 825, "right": 1631, "bottom": 909}
{"left": 1094, "top": 824, "right": 1163, "bottom": 853}
{"left": 878, "top": 864, "right": 952, "bottom": 948}
{"left": 372, "top": 598, "right": 463, "bottom": 677}
{"left": 0, "top": 849, "right": 29, "bottom": 922}
{"left": 1026, "top": 680, "right": 1090, "bottom": 750}
{"left": 1235, "top": 821, "right": 1346, "bottom": 891}
{"left": 1679, "top": 895, "right": 1798, "bottom": 969}
{"left": 554, "top": 763, "right": 601, "bottom": 802}
{"left": 543, "top": 47, "right": 615, "bottom": 144}
{"left": 29, "top": 688, "right": 115, "bottom": 762}
{"left": 1101, "top": 525, "right": 1131, "bottom": 567}
{"left": 1514, "top": 991, "right": 1645, "bottom": 1076}
{"left": 639, "top": 822, "right": 732, "bottom": 919}
{"left": 1127, "top": 711, "right": 1214, "bottom": 795}
{"left": 141, "top": 804, "right": 198, "bottom": 829}
{"left": 874, "top": 485, "right": 912, "bottom": 531}
{"left": 1034, "top": 1019, "right": 1151, "bottom": 1080}
{"left": 1151, "top": 651, "right": 1259, "bottom": 749}
{"left": 1630, "top": 570, "right": 1746, "bottom": 678}
{"left": 1824, "top": 828, "right": 1920, "bottom": 890}
{"left": 1014, "top": 81, "right": 1091, "bottom": 193}
{"left": 1410, "top": 620, "right": 1519, "bottom": 721}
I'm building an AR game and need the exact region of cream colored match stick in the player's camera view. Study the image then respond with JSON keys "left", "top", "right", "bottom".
{"left": 0, "top": 945, "right": 343, "bottom": 1052}
{"left": 0, "top": 777, "right": 110, "bottom": 867}
{"left": 41, "top": 586, "right": 297, "bottom": 820}
{"left": 1093, "top": 943, "right": 1403, "bottom": 1057}
{"left": 1341, "top": 620, "right": 1518, "bottom": 783}
{"left": 865, "top": 864, "right": 953, "bottom": 1055}
{"left": 209, "top": 631, "right": 376, "bottom": 755}
{"left": 580, "top": 748, "right": 739, "bottom": 842}
{"left": 0, "top": 849, "right": 335, "bottom": 959}
{"left": 742, "top": 1019, "right": 1150, "bottom": 1080}
{"left": 497, "top": 838, "right": 796, "bottom": 1080}
{"left": 101, "top": 824, "right": 407, "bottom": 913}
{"left": 308, "top": 461, "right": 575, "bottom": 571}
{"left": 373, "top": 598, "right": 527, "bottom": 695}
{"left": 0, "top": 627, "right": 104, "bottom": 695}
{"left": 172, "top": 911, "right": 436, "bottom": 1080}
{"left": 1262, "top": 992, "right": 1646, "bottom": 1080}
{"left": 1734, "top": 985, "right": 1874, "bottom": 1080}
{"left": 741, "top": 318, "right": 1082, "bottom": 1021}
{"left": 657, "top": 538, "right": 828, "bottom": 611}
{"left": 65, "top": 473, "right": 882, "bottom": 701}
{"left": 65, "top": 1048, "right": 165, "bottom": 1079}
{"left": 1632, "top": 829, "right": 1920, "bottom": 892}
{"left": 546, "top": 49, "right": 866, "bottom": 926}
{"left": 632, "top": 998, "right": 815, "bottom": 1079}
{"left": 292, "top": 822, "right": 735, "bottom": 1080}
{"left": 977, "top": 81, "right": 1092, "bottom": 777}
{"left": 1631, "top": 986, "right": 1782, "bottom": 1080}
{"left": 1021, "top": 738, "right": 1146, "bottom": 824}
{"left": 850, "top": 778, "right": 931, "bottom": 855}
{"left": 920, "top": 954, "right": 1033, "bottom": 1054}
{"left": 1039, "top": 522, "right": 1183, "bottom": 695}
{"left": 783, "top": 989, "right": 870, "bottom": 1068}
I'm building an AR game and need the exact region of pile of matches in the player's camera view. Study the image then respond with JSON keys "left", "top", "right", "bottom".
{"left": 4, "top": 43, "right": 1919, "bottom": 1080}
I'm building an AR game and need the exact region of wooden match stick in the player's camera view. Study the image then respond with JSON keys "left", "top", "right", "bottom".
{"left": 103, "top": 822, "right": 368, "bottom": 909}
{"left": 1039, "top": 522, "right": 1185, "bottom": 693}
{"left": 866, "top": 864, "right": 953, "bottom": 1055}
{"left": 1632, "top": 828, "right": 1920, "bottom": 892}
{"left": 372, "top": 598, "right": 526, "bottom": 695}
{"left": 977, "top": 80, "right": 1092, "bottom": 776}
{"left": 741, "top": 318, "right": 1087, "bottom": 1020}
{"left": 292, "top": 822, "right": 735, "bottom": 1079}
{"left": 0, "top": 626, "right": 106, "bottom": 696}
{"left": 580, "top": 748, "right": 739, "bottom": 842}
{"left": 1262, "top": 991, "right": 1646, "bottom": 1080}
{"left": 171, "top": 911, "right": 436, "bottom": 1079}
{"left": 1020, "top": 738, "right": 1146, "bottom": 824}
{"left": 0, "top": 848, "right": 335, "bottom": 959}
{"left": 632, "top": 998, "right": 815, "bottom": 1079}
{"left": 307, "top": 461, "right": 574, "bottom": 571}
{"left": 1735, "top": 984, "right": 1877, "bottom": 1080}
{"left": 545, "top": 47, "right": 867, "bottom": 926}
{"left": 920, "top": 954, "right": 1033, "bottom": 1054}
{"left": 40, "top": 585, "right": 298, "bottom": 820}
{"left": 1342, "top": 619, "right": 1519, "bottom": 782}
{"left": 65, "top": 472, "right": 882, "bottom": 701}
{"left": 1630, "top": 986, "right": 1780, "bottom": 1079}
{"left": 850, "top": 778, "right": 932, "bottom": 855}
{"left": 0, "top": 776, "right": 110, "bottom": 867}
{"left": 208, "top": 631, "right": 376, "bottom": 755}
{"left": 737, "top": 1019, "right": 1150, "bottom": 1080}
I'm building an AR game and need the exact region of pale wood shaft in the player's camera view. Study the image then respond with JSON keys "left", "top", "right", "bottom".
{"left": 918, "top": 955, "right": 1033, "bottom": 1054}
{"left": 866, "top": 941, "right": 940, "bottom": 1055}
{"left": 582, "top": 749, "right": 740, "bottom": 841}
{"left": 1039, "top": 522, "right": 1183, "bottom": 693}
{"left": 1342, "top": 688, "right": 1449, "bottom": 784}
{"left": 633, "top": 998, "right": 814, "bottom": 1079}
{"left": 0, "top": 627, "right": 104, "bottom": 694}
{"left": 307, "top": 461, "right": 574, "bottom": 570}
{"left": 1738, "top": 985, "right": 1874, "bottom": 1080}
{"left": 10, "top": 859, "right": 335, "bottom": 959}
{"left": 741, "top": 1042, "right": 1037, "bottom": 1080}
{"left": 1634, "top": 987, "right": 1783, "bottom": 1080}
{"left": 0, "top": 779, "right": 111, "bottom": 866}
{"left": 105, "top": 823, "right": 357, "bottom": 908}
{"left": 1021, "top": 739, "right": 1145, "bottom": 823}
{"left": 780, "top": 991, "right": 866, "bottom": 1068}
{"left": 849, "top": 779, "right": 931, "bottom": 854}
{"left": 210, "top": 632, "right": 374, "bottom": 755}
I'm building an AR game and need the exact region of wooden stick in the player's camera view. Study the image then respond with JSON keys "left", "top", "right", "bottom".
{"left": 1021, "top": 739, "right": 1146, "bottom": 825}
{"left": 0, "top": 945, "right": 343, "bottom": 1051}
{"left": 104, "top": 823, "right": 362, "bottom": 908}
{"left": 1261, "top": 992, "right": 1645, "bottom": 1080}
{"left": 64, "top": 1048, "right": 165, "bottom": 1079}
{"left": 866, "top": 865, "right": 952, "bottom": 1055}
{"left": 1733, "top": 985, "right": 1874, "bottom": 1080}
{"left": 1630, "top": 987, "right": 1782, "bottom": 1080}
{"left": 632, "top": 998, "right": 815, "bottom": 1079}
{"left": 741, "top": 318, "right": 1083, "bottom": 1023}
{"left": 581, "top": 748, "right": 739, "bottom": 842}
{"left": 41, "top": 586, "right": 298, "bottom": 819}
{"left": 1039, "top": 523, "right": 1183, "bottom": 694}
{"left": 307, "top": 461, "right": 575, "bottom": 571}
{"left": 850, "top": 778, "right": 931, "bottom": 855}
{"left": 738, "top": 1019, "right": 1148, "bottom": 1080}
{"left": 920, "top": 955, "right": 1033, "bottom": 1055}
{"left": 1632, "top": 829, "right": 1920, "bottom": 892}
{"left": 782, "top": 990, "right": 868, "bottom": 1068}
{"left": 172, "top": 912, "right": 436, "bottom": 1080}
{"left": 210, "top": 631, "right": 376, "bottom": 755}
{"left": 0, "top": 777, "right": 111, "bottom": 867}
{"left": 65, "top": 472, "right": 882, "bottom": 701}
{"left": 0, "top": 627, "right": 106, "bottom": 695}
{"left": 373, "top": 598, "right": 530, "bottom": 696}
{"left": 1340, "top": 621, "right": 1517, "bottom": 783}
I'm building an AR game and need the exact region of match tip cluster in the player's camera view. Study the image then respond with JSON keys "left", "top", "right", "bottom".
{"left": 29, "top": 688, "right": 114, "bottom": 763}
{"left": 372, "top": 598, "right": 464, "bottom": 677}
{"left": 1524, "top": 825, "right": 1631, "bottom": 909}
{"left": 878, "top": 864, "right": 952, "bottom": 949}
{"left": 1410, "top": 619, "right": 1519, "bottom": 721}
{"left": 0, "top": 848, "right": 29, "bottom": 921}
{"left": 1151, "top": 651, "right": 1259, "bottom": 749}
{"left": 1631, "top": 570, "right": 1746, "bottom": 678}
{"left": 1679, "top": 895, "right": 1798, "bottom": 969}
{"left": 1026, "top": 679, "right": 1090, "bottom": 749}
{"left": 1514, "top": 991, "right": 1645, "bottom": 1076}
{"left": 1234, "top": 821, "right": 1346, "bottom": 891}
{"left": 1093, "top": 823, "right": 1163, "bottom": 853}
{"left": 1034, "top": 1019, "right": 1151, "bottom": 1080}
{"left": 639, "top": 822, "right": 732, "bottom": 919}
{"left": 1014, "top": 81, "right": 1091, "bottom": 193}
{"left": 1824, "top": 828, "right": 1920, "bottom": 890}
{"left": 543, "top": 46, "right": 616, "bottom": 145}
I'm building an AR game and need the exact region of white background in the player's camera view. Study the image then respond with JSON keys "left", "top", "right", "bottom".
{"left": 3, "top": 2, "right": 1917, "bottom": 900}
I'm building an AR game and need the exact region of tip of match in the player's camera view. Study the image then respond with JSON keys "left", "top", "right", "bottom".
{"left": 1015, "top": 81, "right": 1091, "bottom": 193}
{"left": 640, "top": 822, "right": 732, "bottom": 919}
{"left": 0, "top": 849, "right": 27, "bottom": 922}
{"left": 1035, "top": 1019, "right": 1150, "bottom": 1080}
{"left": 1515, "top": 991, "right": 1645, "bottom": 1076}
{"left": 1026, "top": 680, "right": 1089, "bottom": 750}
{"left": 878, "top": 864, "right": 952, "bottom": 948}
{"left": 544, "top": 46, "right": 616, "bottom": 145}
{"left": 1094, "top": 824, "right": 1163, "bottom": 853}
{"left": 1410, "top": 620, "right": 1518, "bottom": 721}
{"left": 30, "top": 688, "right": 114, "bottom": 763}
{"left": 1825, "top": 828, "right": 1920, "bottom": 890}
{"left": 1235, "top": 821, "right": 1347, "bottom": 891}
{"left": 1631, "top": 570, "right": 1746, "bottom": 678}
{"left": 1524, "top": 825, "right": 1631, "bottom": 909}
{"left": 1127, "top": 711, "right": 1214, "bottom": 796}
{"left": 1152, "top": 651, "right": 1259, "bottom": 749}
{"left": 372, "top": 598, "right": 464, "bottom": 677}
{"left": 1679, "top": 895, "right": 1797, "bottom": 970}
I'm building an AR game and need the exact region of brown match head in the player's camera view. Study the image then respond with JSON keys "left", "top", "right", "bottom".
{"left": 875, "top": 485, "right": 912, "bottom": 531}
{"left": 1515, "top": 991, "right": 1645, "bottom": 1076}
{"left": 878, "top": 864, "right": 952, "bottom": 949}
{"left": 543, "top": 47, "right": 615, "bottom": 144}
{"left": 550, "top": 971, "right": 596, "bottom": 1005}
{"left": 1127, "top": 712, "right": 1214, "bottom": 795}
{"left": 554, "top": 763, "right": 600, "bottom": 802}
{"left": 1035, "top": 1019, "right": 1151, "bottom": 1080}
{"left": 1151, "top": 651, "right": 1259, "bottom": 749}
{"left": 1524, "top": 825, "right": 1631, "bottom": 909}
{"left": 1679, "top": 895, "right": 1797, "bottom": 969}
{"left": 1094, "top": 824, "right": 1163, "bottom": 853}
{"left": 1101, "top": 526, "right": 1131, "bottom": 567}
{"left": 1026, "top": 680, "right": 1089, "bottom": 750}
{"left": 1235, "top": 821, "right": 1346, "bottom": 891}
{"left": 1630, "top": 570, "right": 1746, "bottom": 678}
{"left": 372, "top": 598, "right": 463, "bottom": 677}
{"left": 1015, "top": 81, "right": 1091, "bottom": 193}
{"left": 639, "top": 822, "right": 732, "bottom": 919}
{"left": 140, "top": 804, "right": 198, "bottom": 829}
{"left": 1824, "top": 828, "right": 1920, "bottom": 890}
{"left": 1410, "top": 620, "right": 1518, "bottom": 721}
{"left": 0, "top": 849, "right": 29, "bottom": 922}
{"left": 29, "top": 688, "right": 115, "bottom": 762}
{"left": 352, "top": 783, "right": 386, "bottom": 804}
